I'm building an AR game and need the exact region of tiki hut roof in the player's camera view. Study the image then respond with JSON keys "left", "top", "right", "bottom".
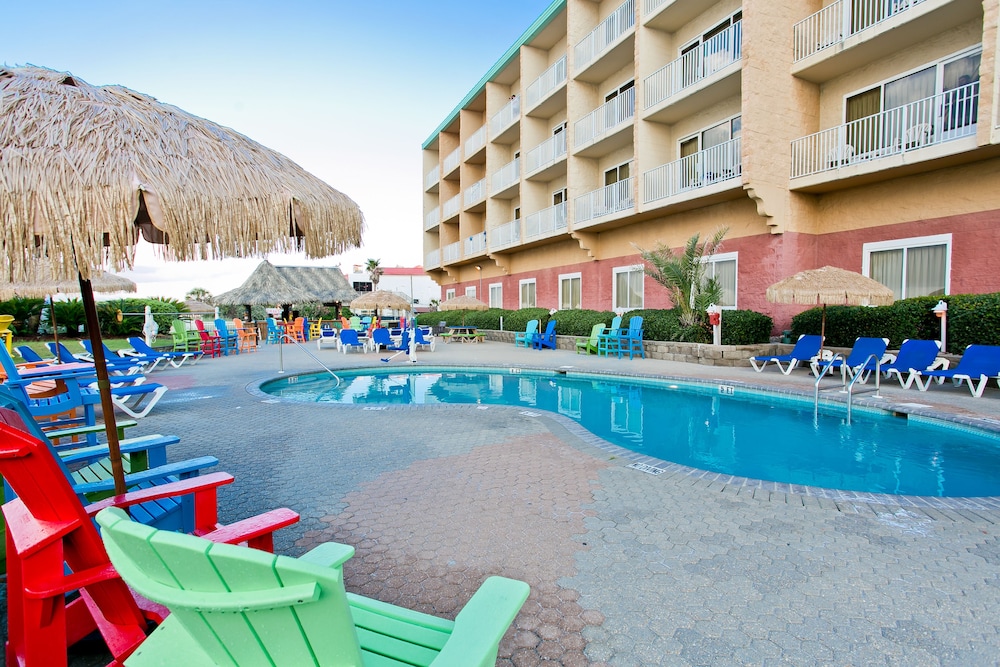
{"left": 0, "top": 65, "right": 365, "bottom": 283}
{"left": 213, "top": 260, "right": 360, "bottom": 306}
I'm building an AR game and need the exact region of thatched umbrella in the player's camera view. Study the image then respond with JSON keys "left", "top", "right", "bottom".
{"left": 1, "top": 65, "right": 364, "bottom": 494}
{"left": 351, "top": 290, "right": 412, "bottom": 312}
{"left": 438, "top": 294, "right": 489, "bottom": 311}
{"left": 766, "top": 266, "right": 895, "bottom": 352}
{"left": 4, "top": 264, "right": 137, "bottom": 362}
{"left": 214, "top": 260, "right": 359, "bottom": 320}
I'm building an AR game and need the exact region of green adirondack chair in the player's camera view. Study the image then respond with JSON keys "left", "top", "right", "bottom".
{"left": 97, "top": 507, "right": 531, "bottom": 666}
{"left": 170, "top": 319, "right": 202, "bottom": 352}
{"left": 575, "top": 322, "right": 605, "bottom": 355}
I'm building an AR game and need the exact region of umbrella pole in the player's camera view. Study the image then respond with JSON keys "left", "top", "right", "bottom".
{"left": 819, "top": 303, "right": 827, "bottom": 357}
{"left": 79, "top": 275, "right": 127, "bottom": 496}
{"left": 48, "top": 294, "right": 62, "bottom": 363}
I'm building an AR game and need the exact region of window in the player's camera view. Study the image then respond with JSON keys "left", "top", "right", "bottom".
{"left": 553, "top": 188, "right": 567, "bottom": 206}
{"left": 679, "top": 116, "right": 741, "bottom": 187}
{"left": 559, "top": 273, "right": 582, "bottom": 310}
{"left": 603, "top": 80, "right": 635, "bottom": 127}
{"left": 465, "top": 286, "right": 476, "bottom": 298}
{"left": 701, "top": 252, "right": 738, "bottom": 308}
{"left": 489, "top": 283, "right": 503, "bottom": 308}
{"left": 603, "top": 162, "right": 633, "bottom": 215}
{"left": 353, "top": 281, "right": 373, "bottom": 293}
{"left": 604, "top": 79, "right": 634, "bottom": 104}
{"left": 519, "top": 279, "right": 536, "bottom": 308}
{"left": 613, "top": 266, "right": 643, "bottom": 311}
{"left": 863, "top": 234, "right": 950, "bottom": 299}
{"left": 445, "top": 288, "right": 456, "bottom": 300}
{"left": 680, "top": 11, "right": 742, "bottom": 85}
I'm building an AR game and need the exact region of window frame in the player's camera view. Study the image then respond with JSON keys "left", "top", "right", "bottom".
{"left": 445, "top": 288, "right": 456, "bottom": 300}
{"left": 558, "top": 272, "right": 582, "bottom": 310}
{"left": 612, "top": 265, "right": 644, "bottom": 313}
{"left": 519, "top": 278, "right": 537, "bottom": 308}
{"left": 700, "top": 251, "right": 738, "bottom": 309}
{"left": 862, "top": 233, "right": 951, "bottom": 299}
{"left": 489, "top": 282, "right": 503, "bottom": 309}
{"left": 465, "top": 286, "right": 477, "bottom": 298}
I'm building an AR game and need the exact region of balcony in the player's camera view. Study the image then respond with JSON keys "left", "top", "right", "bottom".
{"left": 442, "top": 194, "right": 461, "bottom": 222}
{"left": 442, "top": 241, "right": 461, "bottom": 265}
{"left": 574, "top": 179, "right": 635, "bottom": 228}
{"left": 464, "top": 125, "right": 486, "bottom": 161}
{"left": 490, "top": 96, "right": 520, "bottom": 144}
{"left": 643, "top": 138, "right": 741, "bottom": 205}
{"left": 524, "top": 202, "right": 568, "bottom": 241}
{"left": 491, "top": 157, "right": 520, "bottom": 198}
{"left": 525, "top": 132, "right": 568, "bottom": 180}
{"left": 644, "top": 0, "right": 705, "bottom": 32}
{"left": 424, "top": 206, "right": 440, "bottom": 231}
{"left": 574, "top": 0, "right": 636, "bottom": 83}
{"left": 424, "top": 165, "right": 439, "bottom": 192}
{"left": 463, "top": 178, "right": 487, "bottom": 211}
{"left": 464, "top": 232, "right": 487, "bottom": 258}
{"left": 792, "top": 0, "right": 981, "bottom": 83}
{"left": 644, "top": 22, "right": 741, "bottom": 124}
{"left": 490, "top": 218, "right": 522, "bottom": 251}
{"left": 790, "top": 83, "right": 979, "bottom": 187}
{"left": 526, "top": 56, "right": 567, "bottom": 117}
{"left": 425, "top": 248, "right": 440, "bottom": 270}
{"left": 574, "top": 87, "right": 635, "bottom": 157}
{"left": 442, "top": 147, "right": 461, "bottom": 178}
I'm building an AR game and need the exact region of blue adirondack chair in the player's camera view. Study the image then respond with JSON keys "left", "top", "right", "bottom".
{"left": 914, "top": 344, "right": 1000, "bottom": 397}
{"left": 532, "top": 319, "right": 557, "bottom": 350}
{"left": 597, "top": 316, "right": 623, "bottom": 357}
{"left": 514, "top": 319, "right": 539, "bottom": 347}
{"left": 97, "top": 506, "right": 530, "bottom": 667}
{"left": 214, "top": 318, "right": 240, "bottom": 355}
{"left": 266, "top": 316, "right": 283, "bottom": 344}
{"left": 617, "top": 315, "right": 645, "bottom": 359}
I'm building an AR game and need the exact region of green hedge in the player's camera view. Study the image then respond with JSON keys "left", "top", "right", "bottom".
{"left": 789, "top": 293, "right": 1000, "bottom": 353}
{"left": 417, "top": 307, "right": 772, "bottom": 345}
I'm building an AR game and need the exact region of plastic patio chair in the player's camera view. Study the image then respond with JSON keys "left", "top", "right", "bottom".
{"left": 576, "top": 323, "right": 605, "bottom": 355}
{"left": 597, "top": 316, "right": 623, "bottom": 357}
{"left": 811, "top": 337, "right": 889, "bottom": 383}
{"left": 532, "top": 320, "right": 557, "bottom": 350}
{"left": 749, "top": 334, "right": 823, "bottom": 375}
{"left": 617, "top": 315, "right": 645, "bottom": 359}
{"left": 232, "top": 317, "right": 259, "bottom": 353}
{"left": 914, "top": 344, "right": 1000, "bottom": 397}
{"left": 881, "top": 339, "right": 946, "bottom": 388}
{"left": 514, "top": 319, "right": 539, "bottom": 348}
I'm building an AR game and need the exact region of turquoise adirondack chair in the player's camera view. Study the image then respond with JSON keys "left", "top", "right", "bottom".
{"left": 514, "top": 319, "right": 539, "bottom": 347}
{"left": 596, "top": 315, "right": 623, "bottom": 357}
{"left": 98, "top": 507, "right": 531, "bottom": 667}
{"left": 575, "top": 323, "right": 605, "bottom": 355}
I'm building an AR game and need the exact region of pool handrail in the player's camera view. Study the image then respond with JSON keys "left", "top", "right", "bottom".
{"left": 276, "top": 332, "right": 341, "bottom": 387}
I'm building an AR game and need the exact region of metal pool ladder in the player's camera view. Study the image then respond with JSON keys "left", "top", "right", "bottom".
{"left": 814, "top": 353, "right": 882, "bottom": 425}
{"left": 276, "top": 333, "right": 341, "bottom": 387}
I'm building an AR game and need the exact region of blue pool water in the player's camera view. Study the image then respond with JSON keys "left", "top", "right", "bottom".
{"left": 260, "top": 368, "right": 1000, "bottom": 498}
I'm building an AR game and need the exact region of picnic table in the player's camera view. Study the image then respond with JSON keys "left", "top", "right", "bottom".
{"left": 442, "top": 326, "right": 486, "bottom": 343}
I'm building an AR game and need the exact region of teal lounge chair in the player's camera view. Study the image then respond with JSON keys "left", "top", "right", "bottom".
{"left": 514, "top": 319, "right": 539, "bottom": 347}
{"left": 576, "top": 323, "right": 605, "bottom": 355}
{"left": 914, "top": 344, "right": 1000, "bottom": 397}
{"left": 97, "top": 507, "right": 530, "bottom": 667}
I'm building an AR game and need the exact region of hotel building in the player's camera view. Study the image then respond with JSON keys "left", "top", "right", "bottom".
{"left": 421, "top": 0, "right": 1000, "bottom": 331}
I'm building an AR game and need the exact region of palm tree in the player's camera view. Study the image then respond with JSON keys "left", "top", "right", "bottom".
{"left": 185, "top": 287, "right": 213, "bottom": 303}
{"left": 636, "top": 227, "right": 728, "bottom": 329}
{"left": 365, "top": 258, "right": 384, "bottom": 292}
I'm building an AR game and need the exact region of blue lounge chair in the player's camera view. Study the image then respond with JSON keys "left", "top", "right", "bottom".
{"left": 882, "top": 339, "right": 946, "bottom": 389}
{"left": 368, "top": 327, "right": 394, "bottom": 353}
{"left": 14, "top": 345, "right": 51, "bottom": 364}
{"left": 80, "top": 339, "right": 154, "bottom": 374}
{"left": 811, "top": 337, "right": 889, "bottom": 382}
{"left": 617, "top": 315, "right": 645, "bottom": 359}
{"left": 914, "top": 344, "right": 1000, "bottom": 397}
{"left": 514, "top": 319, "right": 539, "bottom": 347}
{"left": 51, "top": 341, "right": 144, "bottom": 376}
{"left": 749, "top": 334, "right": 823, "bottom": 375}
{"left": 532, "top": 320, "right": 557, "bottom": 350}
{"left": 127, "top": 336, "right": 202, "bottom": 368}
{"left": 414, "top": 326, "right": 436, "bottom": 351}
{"left": 597, "top": 316, "right": 623, "bottom": 357}
{"left": 338, "top": 327, "right": 367, "bottom": 354}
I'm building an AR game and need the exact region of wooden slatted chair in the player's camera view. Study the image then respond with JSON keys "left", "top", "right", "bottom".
{"left": 0, "top": 406, "right": 299, "bottom": 667}
{"left": 97, "top": 507, "right": 530, "bottom": 667}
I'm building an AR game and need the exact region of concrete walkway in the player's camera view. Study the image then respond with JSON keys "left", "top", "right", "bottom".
{"left": 32, "top": 337, "right": 1000, "bottom": 664}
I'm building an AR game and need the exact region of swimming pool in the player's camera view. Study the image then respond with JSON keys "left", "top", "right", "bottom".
{"left": 259, "top": 367, "right": 1000, "bottom": 498}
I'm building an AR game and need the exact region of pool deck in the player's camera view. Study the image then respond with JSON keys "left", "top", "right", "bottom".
{"left": 40, "top": 339, "right": 1000, "bottom": 664}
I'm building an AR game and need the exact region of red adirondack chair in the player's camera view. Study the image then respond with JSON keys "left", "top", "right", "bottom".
{"left": 0, "top": 406, "right": 299, "bottom": 666}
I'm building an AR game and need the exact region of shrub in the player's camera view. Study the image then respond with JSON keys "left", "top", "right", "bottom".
{"left": 720, "top": 309, "right": 773, "bottom": 345}
{"left": 0, "top": 297, "right": 45, "bottom": 335}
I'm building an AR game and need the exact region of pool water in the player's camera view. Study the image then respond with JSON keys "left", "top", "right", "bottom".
{"left": 260, "top": 368, "right": 1000, "bottom": 498}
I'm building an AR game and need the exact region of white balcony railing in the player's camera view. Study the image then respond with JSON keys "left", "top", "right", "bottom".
{"left": 464, "top": 232, "right": 487, "bottom": 256}
{"left": 793, "top": 0, "right": 928, "bottom": 62}
{"left": 643, "top": 137, "right": 742, "bottom": 203}
{"left": 442, "top": 241, "right": 461, "bottom": 264}
{"left": 525, "top": 132, "right": 567, "bottom": 174}
{"left": 491, "top": 157, "right": 520, "bottom": 194}
{"left": 575, "top": 0, "right": 636, "bottom": 72}
{"left": 425, "top": 248, "right": 440, "bottom": 269}
{"left": 490, "top": 96, "right": 520, "bottom": 138}
{"left": 443, "top": 147, "right": 461, "bottom": 174}
{"left": 524, "top": 202, "right": 568, "bottom": 239}
{"left": 490, "top": 218, "right": 522, "bottom": 250}
{"left": 645, "top": 0, "right": 668, "bottom": 13}
{"left": 644, "top": 21, "right": 742, "bottom": 109}
{"left": 424, "top": 165, "right": 439, "bottom": 190}
{"left": 575, "top": 86, "right": 635, "bottom": 148}
{"left": 465, "top": 125, "right": 486, "bottom": 157}
{"left": 574, "top": 179, "right": 634, "bottom": 225}
{"left": 790, "top": 82, "right": 979, "bottom": 178}
{"left": 442, "top": 193, "right": 461, "bottom": 220}
{"left": 526, "top": 56, "right": 567, "bottom": 108}
{"left": 464, "top": 178, "right": 486, "bottom": 207}
{"left": 424, "top": 206, "right": 440, "bottom": 230}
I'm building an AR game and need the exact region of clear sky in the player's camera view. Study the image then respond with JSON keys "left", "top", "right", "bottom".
{"left": 4, "top": 0, "right": 555, "bottom": 300}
